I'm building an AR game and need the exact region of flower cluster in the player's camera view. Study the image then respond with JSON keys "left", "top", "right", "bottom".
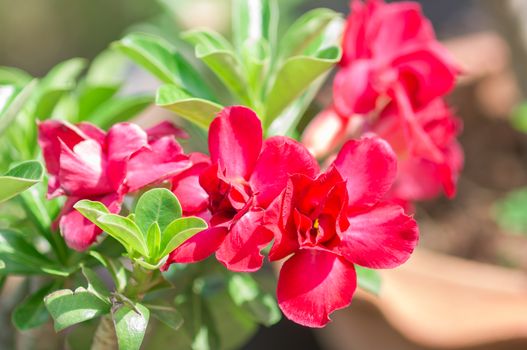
{"left": 38, "top": 120, "right": 190, "bottom": 250}
{"left": 167, "top": 107, "right": 418, "bottom": 327}
{"left": 35, "top": 0, "right": 465, "bottom": 331}
{"left": 303, "top": 0, "right": 463, "bottom": 204}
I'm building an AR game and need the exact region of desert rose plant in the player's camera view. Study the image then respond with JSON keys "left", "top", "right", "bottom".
{"left": 0, "top": 0, "right": 462, "bottom": 349}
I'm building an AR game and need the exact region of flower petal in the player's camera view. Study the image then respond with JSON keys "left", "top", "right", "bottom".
{"left": 332, "top": 136, "right": 397, "bottom": 209}
{"left": 209, "top": 106, "right": 262, "bottom": 179}
{"left": 277, "top": 249, "right": 357, "bottom": 328}
{"left": 215, "top": 209, "right": 274, "bottom": 272}
{"left": 250, "top": 136, "right": 319, "bottom": 208}
{"left": 58, "top": 140, "right": 112, "bottom": 196}
{"left": 341, "top": 203, "right": 418, "bottom": 268}
{"left": 301, "top": 107, "right": 348, "bottom": 159}
{"left": 171, "top": 153, "right": 211, "bottom": 215}
{"left": 37, "top": 120, "right": 88, "bottom": 176}
{"left": 106, "top": 123, "right": 149, "bottom": 189}
{"left": 146, "top": 120, "right": 189, "bottom": 141}
{"left": 333, "top": 60, "right": 379, "bottom": 116}
{"left": 164, "top": 226, "right": 227, "bottom": 265}
{"left": 125, "top": 136, "right": 191, "bottom": 193}
{"left": 59, "top": 194, "right": 122, "bottom": 251}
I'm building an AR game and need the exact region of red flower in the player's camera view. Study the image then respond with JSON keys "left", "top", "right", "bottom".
{"left": 266, "top": 136, "right": 418, "bottom": 327}
{"left": 374, "top": 99, "right": 464, "bottom": 201}
{"left": 333, "top": 0, "right": 459, "bottom": 116}
{"left": 38, "top": 120, "right": 191, "bottom": 250}
{"left": 166, "top": 106, "right": 319, "bottom": 272}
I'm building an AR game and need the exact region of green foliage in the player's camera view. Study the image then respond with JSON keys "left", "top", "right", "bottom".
{"left": 44, "top": 287, "right": 111, "bottom": 331}
{"left": 113, "top": 303, "right": 150, "bottom": 350}
{"left": 75, "top": 189, "right": 207, "bottom": 267}
{"left": 512, "top": 102, "right": 527, "bottom": 133}
{"left": 156, "top": 84, "right": 223, "bottom": 129}
{"left": 356, "top": 266, "right": 382, "bottom": 295}
{"left": 0, "top": 161, "right": 43, "bottom": 203}
{"left": 12, "top": 282, "right": 56, "bottom": 330}
{"left": 495, "top": 187, "right": 527, "bottom": 234}
{"left": 0, "top": 229, "right": 69, "bottom": 276}
{"left": 116, "top": 1, "right": 342, "bottom": 135}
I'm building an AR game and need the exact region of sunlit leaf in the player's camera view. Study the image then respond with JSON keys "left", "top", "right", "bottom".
{"left": 113, "top": 303, "right": 150, "bottom": 350}
{"left": 156, "top": 84, "right": 222, "bottom": 129}
{"left": 0, "top": 161, "right": 43, "bottom": 203}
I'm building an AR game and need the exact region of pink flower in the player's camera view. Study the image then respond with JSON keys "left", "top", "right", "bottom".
{"left": 166, "top": 106, "right": 319, "bottom": 272}
{"left": 38, "top": 120, "right": 191, "bottom": 250}
{"left": 266, "top": 136, "right": 418, "bottom": 327}
{"left": 334, "top": 0, "right": 459, "bottom": 117}
{"left": 374, "top": 99, "right": 464, "bottom": 201}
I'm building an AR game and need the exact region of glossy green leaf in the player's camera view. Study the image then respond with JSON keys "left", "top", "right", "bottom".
{"left": 87, "top": 95, "right": 152, "bottom": 128}
{"left": 114, "top": 33, "right": 213, "bottom": 100}
{"left": 0, "top": 66, "right": 32, "bottom": 86}
{"left": 356, "top": 266, "right": 382, "bottom": 295}
{"left": 89, "top": 252, "right": 128, "bottom": 292}
{"left": 228, "top": 274, "right": 280, "bottom": 326}
{"left": 81, "top": 266, "right": 111, "bottom": 302}
{"left": 0, "top": 230, "right": 70, "bottom": 277}
{"left": 159, "top": 217, "right": 207, "bottom": 259}
{"left": 113, "top": 303, "right": 150, "bottom": 350}
{"left": 34, "top": 58, "right": 87, "bottom": 120}
{"left": 12, "top": 282, "right": 55, "bottom": 330}
{"left": 264, "top": 46, "right": 340, "bottom": 126}
{"left": 182, "top": 29, "right": 250, "bottom": 103}
{"left": 135, "top": 188, "right": 182, "bottom": 235}
{"left": 86, "top": 50, "right": 128, "bottom": 88}
{"left": 156, "top": 84, "right": 222, "bottom": 129}
{"left": 279, "top": 8, "right": 341, "bottom": 58}
{"left": 146, "top": 303, "right": 183, "bottom": 330}
{"left": 0, "top": 80, "right": 38, "bottom": 135}
{"left": 232, "top": 0, "right": 278, "bottom": 52}
{"left": 495, "top": 187, "right": 527, "bottom": 234}
{"left": 146, "top": 222, "right": 161, "bottom": 259}
{"left": 44, "top": 287, "right": 110, "bottom": 331}
{"left": 0, "top": 161, "right": 43, "bottom": 203}
{"left": 97, "top": 214, "right": 149, "bottom": 257}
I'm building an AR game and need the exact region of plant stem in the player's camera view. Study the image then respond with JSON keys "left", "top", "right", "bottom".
{"left": 91, "top": 315, "right": 118, "bottom": 350}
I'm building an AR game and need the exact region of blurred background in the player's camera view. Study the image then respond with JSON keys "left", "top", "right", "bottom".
{"left": 2, "top": 0, "right": 527, "bottom": 349}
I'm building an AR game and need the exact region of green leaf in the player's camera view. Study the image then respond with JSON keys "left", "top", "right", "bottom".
{"left": 0, "top": 260, "right": 4, "bottom": 269}
{"left": 176, "top": 293, "right": 220, "bottom": 350}
{"left": 113, "top": 33, "right": 213, "bottom": 100}
{"left": 86, "top": 50, "right": 129, "bottom": 88}
{"left": 146, "top": 222, "right": 161, "bottom": 259}
{"left": 264, "top": 46, "right": 341, "bottom": 126}
{"left": 146, "top": 303, "right": 183, "bottom": 330}
{"left": 34, "top": 58, "right": 87, "bottom": 120}
{"left": 279, "top": 8, "right": 341, "bottom": 59}
{"left": 89, "top": 252, "right": 128, "bottom": 292}
{"left": 97, "top": 214, "right": 149, "bottom": 257}
{"left": 156, "top": 84, "right": 222, "bottom": 129}
{"left": 0, "top": 229, "right": 68, "bottom": 276}
{"left": 495, "top": 187, "right": 527, "bottom": 234}
{"left": 44, "top": 287, "right": 111, "bottom": 331}
{"left": 512, "top": 103, "right": 527, "bottom": 133}
{"left": 232, "top": 0, "right": 279, "bottom": 54}
{"left": 228, "top": 274, "right": 280, "bottom": 326}
{"left": 0, "top": 80, "right": 38, "bottom": 135}
{"left": 182, "top": 29, "right": 250, "bottom": 103}
{"left": 135, "top": 188, "right": 182, "bottom": 235}
{"left": 87, "top": 95, "right": 152, "bottom": 128}
{"left": 0, "top": 161, "right": 43, "bottom": 203}
{"left": 12, "top": 282, "right": 56, "bottom": 330}
{"left": 113, "top": 303, "right": 150, "bottom": 350}
{"left": 356, "top": 266, "right": 382, "bottom": 295}
{"left": 0, "top": 66, "right": 32, "bottom": 86}
{"left": 159, "top": 217, "right": 207, "bottom": 259}
{"left": 81, "top": 266, "right": 111, "bottom": 302}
